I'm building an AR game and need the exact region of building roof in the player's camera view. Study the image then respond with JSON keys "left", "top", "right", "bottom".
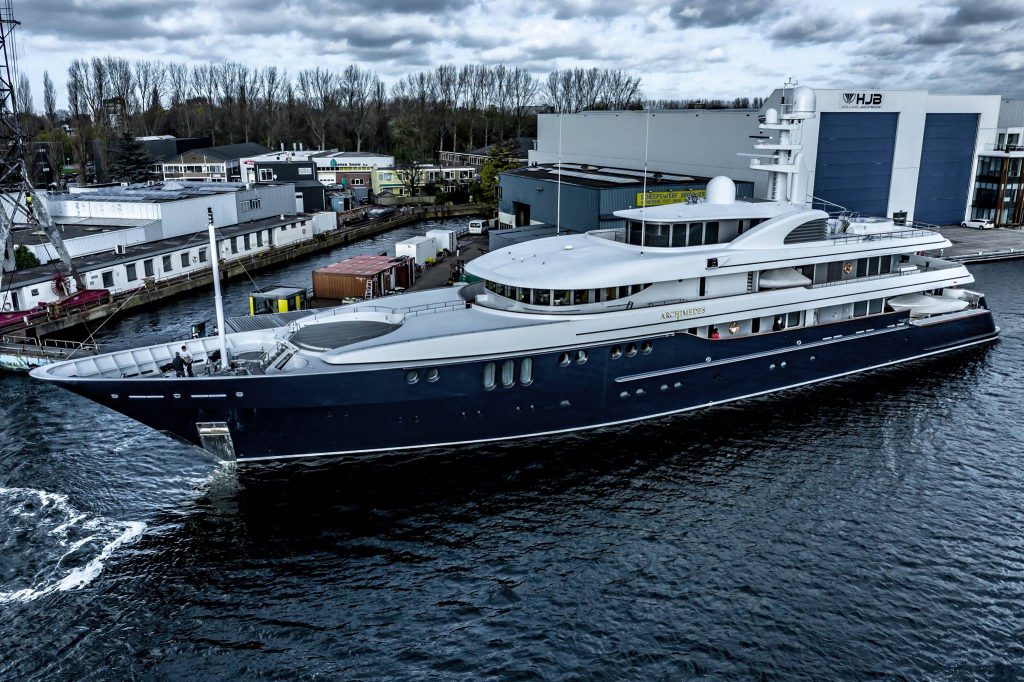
{"left": 315, "top": 255, "right": 407, "bottom": 277}
{"left": 53, "top": 180, "right": 272, "bottom": 203}
{"left": 7, "top": 213, "right": 303, "bottom": 288}
{"left": 469, "top": 137, "right": 535, "bottom": 158}
{"left": 11, "top": 218, "right": 158, "bottom": 247}
{"left": 504, "top": 163, "right": 711, "bottom": 189}
{"left": 168, "top": 142, "right": 272, "bottom": 163}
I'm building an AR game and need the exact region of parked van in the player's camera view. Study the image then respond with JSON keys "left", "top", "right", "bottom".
{"left": 468, "top": 219, "right": 487, "bottom": 235}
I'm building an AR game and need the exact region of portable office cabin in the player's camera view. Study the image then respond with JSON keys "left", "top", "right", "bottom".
{"left": 249, "top": 285, "right": 308, "bottom": 315}
{"left": 395, "top": 235, "right": 436, "bottom": 265}
{"left": 425, "top": 228, "right": 458, "bottom": 254}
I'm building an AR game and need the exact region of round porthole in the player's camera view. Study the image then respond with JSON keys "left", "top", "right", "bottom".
{"left": 576, "top": 349, "right": 588, "bottom": 364}
{"left": 620, "top": 391, "right": 629, "bottom": 399}
{"left": 426, "top": 368, "right": 440, "bottom": 382}
{"left": 611, "top": 345, "right": 622, "bottom": 359}
{"left": 641, "top": 341, "right": 653, "bottom": 354}
{"left": 405, "top": 370, "right": 419, "bottom": 384}
{"left": 558, "top": 352, "right": 571, "bottom": 366}
{"left": 626, "top": 343, "right": 638, "bottom": 357}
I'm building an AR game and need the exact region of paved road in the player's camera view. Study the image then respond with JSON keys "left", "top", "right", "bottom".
{"left": 938, "top": 226, "right": 1024, "bottom": 262}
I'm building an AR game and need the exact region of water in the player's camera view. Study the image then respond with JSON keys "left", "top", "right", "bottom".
{"left": 1, "top": 245, "right": 1023, "bottom": 679}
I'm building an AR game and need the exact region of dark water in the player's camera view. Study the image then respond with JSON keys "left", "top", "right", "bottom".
{"left": 1, "top": 252, "right": 1023, "bottom": 680}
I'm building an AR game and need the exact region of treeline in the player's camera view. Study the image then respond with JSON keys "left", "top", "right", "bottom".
{"left": 20, "top": 59, "right": 654, "bottom": 183}
{"left": 18, "top": 57, "right": 766, "bottom": 184}
{"left": 647, "top": 97, "right": 766, "bottom": 110}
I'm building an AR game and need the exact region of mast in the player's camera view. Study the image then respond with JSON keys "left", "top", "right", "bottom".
{"left": 0, "top": 0, "right": 83, "bottom": 291}
{"left": 206, "top": 207, "right": 229, "bottom": 367}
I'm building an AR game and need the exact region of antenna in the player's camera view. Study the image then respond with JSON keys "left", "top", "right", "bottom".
{"left": 556, "top": 113, "right": 562, "bottom": 236}
{"left": 640, "top": 108, "right": 651, "bottom": 256}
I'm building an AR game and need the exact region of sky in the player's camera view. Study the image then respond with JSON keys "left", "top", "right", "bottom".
{"left": 13, "top": 0, "right": 1024, "bottom": 110}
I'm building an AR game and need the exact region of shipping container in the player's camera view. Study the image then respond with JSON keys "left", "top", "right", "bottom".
{"left": 312, "top": 255, "right": 415, "bottom": 300}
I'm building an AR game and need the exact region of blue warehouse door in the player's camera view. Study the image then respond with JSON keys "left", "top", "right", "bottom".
{"left": 914, "top": 113, "right": 978, "bottom": 225}
{"left": 813, "top": 112, "right": 899, "bottom": 217}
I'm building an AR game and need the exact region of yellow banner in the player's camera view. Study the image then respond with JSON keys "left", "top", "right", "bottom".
{"left": 636, "top": 189, "right": 706, "bottom": 207}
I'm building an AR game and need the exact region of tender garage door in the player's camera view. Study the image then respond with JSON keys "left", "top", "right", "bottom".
{"left": 914, "top": 113, "right": 978, "bottom": 226}
{"left": 813, "top": 112, "right": 899, "bottom": 217}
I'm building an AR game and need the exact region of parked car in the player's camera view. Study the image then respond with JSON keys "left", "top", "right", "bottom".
{"left": 961, "top": 218, "right": 994, "bottom": 229}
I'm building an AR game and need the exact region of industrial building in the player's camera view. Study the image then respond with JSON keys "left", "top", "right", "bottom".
{"left": 967, "top": 99, "right": 1024, "bottom": 226}
{"left": 496, "top": 164, "right": 754, "bottom": 232}
{"left": 530, "top": 88, "right": 1001, "bottom": 225}
{"left": 17, "top": 181, "right": 297, "bottom": 263}
{"left": 160, "top": 142, "right": 272, "bottom": 182}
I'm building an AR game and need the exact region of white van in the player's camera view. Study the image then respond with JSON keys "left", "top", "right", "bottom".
{"left": 468, "top": 219, "right": 487, "bottom": 235}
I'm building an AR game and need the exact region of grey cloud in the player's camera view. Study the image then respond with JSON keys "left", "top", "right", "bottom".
{"left": 20, "top": 0, "right": 200, "bottom": 42}
{"left": 669, "top": 0, "right": 769, "bottom": 28}
{"left": 767, "top": 13, "right": 854, "bottom": 45}
{"left": 549, "top": 0, "right": 628, "bottom": 20}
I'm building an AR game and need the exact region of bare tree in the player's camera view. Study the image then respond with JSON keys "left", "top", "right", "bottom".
{"left": 339, "top": 65, "right": 380, "bottom": 152}
{"left": 297, "top": 67, "right": 340, "bottom": 150}
{"left": 43, "top": 71, "right": 57, "bottom": 126}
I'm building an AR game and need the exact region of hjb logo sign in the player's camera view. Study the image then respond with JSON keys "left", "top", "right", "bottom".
{"left": 842, "top": 92, "right": 883, "bottom": 107}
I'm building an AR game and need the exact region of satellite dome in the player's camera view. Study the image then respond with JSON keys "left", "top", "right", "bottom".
{"left": 763, "top": 107, "right": 779, "bottom": 124}
{"left": 792, "top": 86, "right": 816, "bottom": 115}
{"left": 705, "top": 176, "right": 736, "bottom": 205}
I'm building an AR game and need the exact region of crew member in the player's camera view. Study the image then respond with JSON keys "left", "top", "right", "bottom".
{"left": 180, "top": 345, "right": 194, "bottom": 377}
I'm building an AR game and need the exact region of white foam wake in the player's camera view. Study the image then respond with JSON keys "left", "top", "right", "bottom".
{"left": 0, "top": 487, "right": 146, "bottom": 604}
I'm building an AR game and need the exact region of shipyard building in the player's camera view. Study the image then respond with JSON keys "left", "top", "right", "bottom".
{"left": 530, "top": 88, "right": 1002, "bottom": 226}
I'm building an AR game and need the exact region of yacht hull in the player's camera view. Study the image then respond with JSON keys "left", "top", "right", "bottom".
{"left": 48, "top": 310, "right": 997, "bottom": 462}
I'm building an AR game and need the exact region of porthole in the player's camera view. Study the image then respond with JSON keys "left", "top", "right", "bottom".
{"left": 673, "top": 382, "right": 682, "bottom": 389}
{"left": 660, "top": 384, "right": 669, "bottom": 392}
{"left": 611, "top": 346, "right": 622, "bottom": 359}
{"left": 405, "top": 370, "right": 419, "bottom": 384}
{"left": 483, "top": 362, "right": 496, "bottom": 389}
{"left": 426, "top": 368, "right": 440, "bottom": 382}
{"left": 620, "top": 391, "right": 629, "bottom": 399}
{"left": 558, "top": 352, "right": 571, "bottom": 366}
{"left": 769, "top": 363, "right": 776, "bottom": 370}
{"left": 501, "top": 360, "right": 515, "bottom": 388}
{"left": 576, "top": 349, "right": 588, "bottom": 364}
{"left": 780, "top": 361, "right": 787, "bottom": 368}
{"left": 626, "top": 343, "right": 638, "bottom": 357}
{"left": 640, "top": 341, "right": 653, "bottom": 354}
{"left": 520, "top": 357, "right": 533, "bottom": 386}
{"left": 635, "top": 388, "right": 646, "bottom": 396}
{"left": 810, "top": 355, "right": 816, "bottom": 362}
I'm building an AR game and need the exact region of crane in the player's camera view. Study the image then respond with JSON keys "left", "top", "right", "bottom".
{"left": 0, "top": 0, "right": 83, "bottom": 298}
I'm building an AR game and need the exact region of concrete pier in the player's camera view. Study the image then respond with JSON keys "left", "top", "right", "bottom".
{"left": 937, "top": 226, "right": 1024, "bottom": 263}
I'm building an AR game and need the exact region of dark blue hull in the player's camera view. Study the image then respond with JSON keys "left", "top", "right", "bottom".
{"left": 59, "top": 310, "right": 998, "bottom": 461}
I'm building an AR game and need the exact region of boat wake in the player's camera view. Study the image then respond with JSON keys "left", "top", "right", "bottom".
{"left": 0, "top": 487, "right": 146, "bottom": 604}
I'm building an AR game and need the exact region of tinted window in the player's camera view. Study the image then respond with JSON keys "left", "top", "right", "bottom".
{"left": 704, "top": 221, "right": 719, "bottom": 244}
{"left": 688, "top": 223, "right": 703, "bottom": 245}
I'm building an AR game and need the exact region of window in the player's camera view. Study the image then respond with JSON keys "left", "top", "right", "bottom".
{"left": 641, "top": 341, "right": 653, "bottom": 354}
{"left": 258, "top": 168, "right": 273, "bottom": 182}
{"left": 704, "top": 221, "right": 720, "bottom": 244}
{"left": 626, "top": 343, "right": 638, "bottom": 357}
{"left": 144, "top": 259, "right": 154, "bottom": 277}
{"left": 688, "top": 223, "right": 703, "bottom": 245}
{"left": 519, "top": 358, "right": 533, "bottom": 386}
{"left": 558, "top": 352, "right": 571, "bottom": 367}
{"left": 671, "top": 223, "right": 687, "bottom": 247}
{"left": 751, "top": 317, "right": 760, "bottom": 334}
{"left": 501, "top": 360, "right": 515, "bottom": 387}
{"left": 256, "top": 231, "right": 263, "bottom": 247}
{"left": 611, "top": 346, "right": 622, "bottom": 359}
{"left": 576, "top": 350, "right": 588, "bottom": 364}
{"left": 101, "top": 271, "right": 114, "bottom": 287}
{"left": 786, "top": 311, "right": 801, "bottom": 328}
{"left": 126, "top": 264, "right": 137, "bottom": 282}
{"left": 29, "top": 288, "right": 38, "bottom": 296}
{"left": 535, "top": 289, "right": 551, "bottom": 306}
{"left": 180, "top": 252, "right": 189, "bottom": 268}
{"left": 853, "top": 300, "right": 869, "bottom": 317}
{"left": 198, "top": 249, "right": 208, "bottom": 264}
{"left": 426, "top": 368, "right": 440, "bottom": 383}
{"left": 351, "top": 178, "right": 364, "bottom": 186}
{"left": 244, "top": 234, "right": 251, "bottom": 250}
{"left": 869, "top": 299, "right": 884, "bottom": 315}
{"left": 483, "top": 362, "right": 496, "bottom": 389}
{"left": 698, "top": 277, "right": 706, "bottom": 297}
{"left": 573, "top": 289, "right": 591, "bottom": 305}
{"left": 405, "top": 370, "right": 419, "bottom": 384}
{"left": 162, "top": 255, "right": 173, "bottom": 272}
{"left": 553, "top": 290, "right": 571, "bottom": 306}
{"left": 231, "top": 238, "right": 239, "bottom": 255}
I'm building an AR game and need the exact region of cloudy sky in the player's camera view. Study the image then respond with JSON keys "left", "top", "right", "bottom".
{"left": 15, "top": 0, "right": 1024, "bottom": 109}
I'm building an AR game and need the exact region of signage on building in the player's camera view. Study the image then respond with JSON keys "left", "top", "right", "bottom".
{"left": 298, "top": 167, "right": 313, "bottom": 176}
{"left": 841, "top": 92, "right": 884, "bottom": 109}
{"left": 244, "top": 160, "right": 254, "bottom": 165}
{"left": 636, "top": 190, "right": 706, "bottom": 207}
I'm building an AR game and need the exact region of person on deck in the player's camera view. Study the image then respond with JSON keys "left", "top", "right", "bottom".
{"left": 710, "top": 326, "right": 721, "bottom": 340}
{"left": 171, "top": 352, "right": 185, "bottom": 378}
{"left": 180, "top": 346, "right": 194, "bottom": 377}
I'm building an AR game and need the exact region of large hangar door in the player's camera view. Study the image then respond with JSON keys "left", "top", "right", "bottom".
{"left": 914, "top": 113, "right": 979, "bottom": 226}
{"left": 813, "top": 112, "right": 899, "bottom": 217}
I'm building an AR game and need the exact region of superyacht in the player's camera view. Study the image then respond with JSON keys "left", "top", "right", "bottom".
{"left": 31, "top": 87, "right": 998, "bottom": 461}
